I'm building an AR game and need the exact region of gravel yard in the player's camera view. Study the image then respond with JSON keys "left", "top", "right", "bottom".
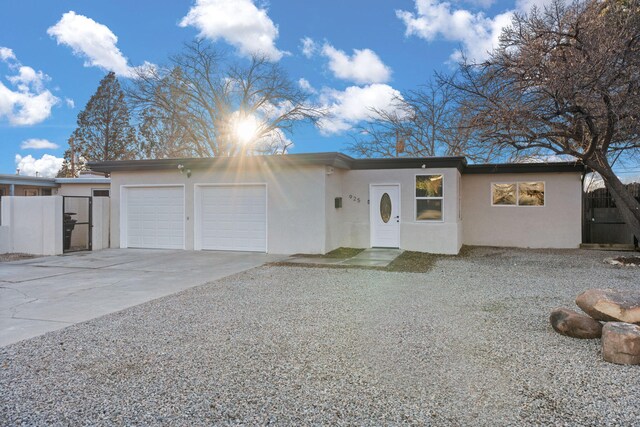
{"left": 1, "top": 247, "right": 639, "bottom": 425}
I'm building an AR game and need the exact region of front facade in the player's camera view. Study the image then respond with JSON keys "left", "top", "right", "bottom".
{"left": 89, "top": 153, "right": 584, "bottom": 255}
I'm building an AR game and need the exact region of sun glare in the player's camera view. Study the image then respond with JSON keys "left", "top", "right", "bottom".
{"left": 232, "top": 112, "right": 260, "bottom": 145}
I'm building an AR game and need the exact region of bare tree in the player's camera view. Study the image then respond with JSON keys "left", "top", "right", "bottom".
{"left": 128, "top": 41, "right": 323, "bottom": 157}
{"left": 349, "top": 78, "right": 499, "bottom": 162}
{"left": 449, "top": 0, "right": 640, "bottom": 238}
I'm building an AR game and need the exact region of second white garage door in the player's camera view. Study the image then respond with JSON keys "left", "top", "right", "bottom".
{"left": 196, "top": 185, "right": 267, "bottom": 252}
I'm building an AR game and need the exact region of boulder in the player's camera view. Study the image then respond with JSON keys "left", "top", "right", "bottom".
{"left": 549, "top": 307, "right": 603, "bottom": 339}
{"left": 575, "top": 289, "right": 640, "bottom": 324}
{"left": 601, "top": 322, "right": 640, "bottom": 365}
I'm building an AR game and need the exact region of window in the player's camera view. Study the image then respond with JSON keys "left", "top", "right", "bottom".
{"left": 491, "top": 182, "right": 544, "bottom": 207}
{"left": 41, "top": 189, "right": 52, "bottom": 196}
{"left": 416, "top": 175, "right": 443, "bottom": 221}
{"left": 24, "top": 189, "right": 38, "bottom": 196}
{"left": 92, "top": 189, "right": 110, "bottom": 197}
{"left": 518, "top": 182, "right": 544, "bottom": 206}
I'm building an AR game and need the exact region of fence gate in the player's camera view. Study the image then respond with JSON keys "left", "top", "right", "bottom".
{"left": 62, "top": 196, "right": 92, "bottom": 253}
{"left": 583, "top": 185, "right": 638, "bottom": 246}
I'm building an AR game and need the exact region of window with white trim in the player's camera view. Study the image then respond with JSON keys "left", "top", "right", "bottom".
{"left": 491, "top": 181, "right": 544, "bottom": 206}
{"left": 416, "top": 175, "right": 443, "bottom": 221}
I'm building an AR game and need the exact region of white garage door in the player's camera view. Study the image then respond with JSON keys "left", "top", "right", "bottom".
{"left": 124, "top": 186, "right": 184, "bottom": 249}
{"left": 197, "top": 185, "right": 266, "bottom": 252}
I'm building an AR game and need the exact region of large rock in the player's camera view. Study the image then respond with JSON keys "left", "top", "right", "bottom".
{"left": 602, "top": 322, "right": 640, "bottom": 365}
{"left": 575, "top": 289, "right": 640, "bottom": 324}
{"left": 549, "top": 307, "right": 603, "bottom": 339}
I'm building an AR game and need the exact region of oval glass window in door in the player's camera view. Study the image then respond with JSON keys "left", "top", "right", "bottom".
{"left": 380, "top": 193, "right": 392, "bottom": 223}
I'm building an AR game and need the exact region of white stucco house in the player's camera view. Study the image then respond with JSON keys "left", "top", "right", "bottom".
{"left": 87, "top": 152, "right": 585, "bottom": 255}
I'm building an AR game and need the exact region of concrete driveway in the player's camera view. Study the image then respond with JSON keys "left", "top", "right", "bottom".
{"left": 0, "top": 249, "right": 284, "bottom": 347}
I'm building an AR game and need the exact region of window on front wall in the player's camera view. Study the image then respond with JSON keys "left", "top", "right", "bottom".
{"left": 491, "top": 181, "right": 545, "bottom": 206}
{"left": 416, "top": 175, "right": 443, "bottom": 221}
{"left": 92, "top": 189, "right": 110, "bottom": 197}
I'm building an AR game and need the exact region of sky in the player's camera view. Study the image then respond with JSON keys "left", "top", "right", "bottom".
{"left": 0, "top": 0, "right": 608, "bottom": 178}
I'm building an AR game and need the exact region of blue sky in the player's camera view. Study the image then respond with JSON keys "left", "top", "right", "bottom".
{"left": 0, "top": 0, "right": 555, "bottom": 177}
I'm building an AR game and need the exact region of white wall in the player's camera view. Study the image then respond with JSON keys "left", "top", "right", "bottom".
{"left": 325, "top": 169, "right": 346, "bottom": 252}
{"left": 0, "top": 226, "right": 10, "bottom": 252}
{"left": 461, "top": 172, "right": 582, "bottom": 248}
{"left": 0, "top": 196, "right": 63, "bottom": 255}
{"left": 92, "top": 197, "right": 110, "bottom": 250}
{"left": 109, "top": 164, "right": 327, "bottom": 254}
{"left": 335, "top": 168, "right": 462, "bottom": 254}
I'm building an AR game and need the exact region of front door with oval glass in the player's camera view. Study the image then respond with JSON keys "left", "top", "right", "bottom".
{"left": 370, "top": 184, "right": 400, "bottom": 248}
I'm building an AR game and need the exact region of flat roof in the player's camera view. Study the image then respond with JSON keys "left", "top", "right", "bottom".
{"left": 0, "top": 174, "right": 59, "bottom": 187}
{"left": 87, "top": 152, "right": 585, "bottom": 174}
{"left": 0, "top": 174, "right": 111, "bottom": 187}
{"left": 55, "top": 178, "right": 111, "bottom": 184}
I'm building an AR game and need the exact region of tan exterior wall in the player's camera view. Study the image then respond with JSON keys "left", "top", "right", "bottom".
{"left": 109, "top": 164, "right": 327, "bottom": 254}
{"left": 461, "top": 172, "right": 582, "bottom": 248}
{"left": 333, "top": 168, "right": 462, "bottom": 254}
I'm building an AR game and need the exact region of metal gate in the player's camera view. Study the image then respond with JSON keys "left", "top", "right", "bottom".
{"left": 62, "top": 196, "right": 92, "bottom": 253}
{"left": 583, "top": 185, "right": 639, "bottom": 245}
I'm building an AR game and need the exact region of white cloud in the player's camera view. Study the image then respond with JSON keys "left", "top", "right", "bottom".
{"left": 300, "top": 37, "right": 317, "bottom": 58}
{"left": 47, "top": 11, "right": 151, "bottom": 78}
{"left": 15, "top": 154, "right": 64, "bottom": 178}
{"left": 0, "top": 49, "right": 59, "bottom": 126}
{"left": 0, "top": 47, "right": 16, "bottom": 61}
{"left": 298, "top": 78, "right": 316, "bottom": 93}
{"left": 180, "top": 0, "right": 285, "bottom": 61}
{"left": 516, "top": 0, "right": 555, "bottom": 13}
{"left": 318, "top": 84, "right": 403, "bottom": 135}
{"left": 7, "top": 66, "right": 48, "bottom": 92}
{"left": 397, "top": 0, "right": 515, "bottom": 62}
{"left": 321, "top": 44, "right": 392, "bottom": 84}
{"left": 460, "top": 0, "right": 496, "bottom": 7}
{"left": 397, "top": 0, "right": 557, "bottom": 62}
{"left": 65, "top": 97, "right": 75, "bottom": 108}
{"left": 20, "top": 138, "right": 60, "bottom": 150}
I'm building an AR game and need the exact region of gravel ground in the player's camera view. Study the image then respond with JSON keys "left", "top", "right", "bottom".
{"left": 1, "top": 247, "right": 639, "bottom": 426}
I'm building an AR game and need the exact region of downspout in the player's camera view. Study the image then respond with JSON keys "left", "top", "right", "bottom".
{"left": 581, "top": 171, "right": 586, "bottom": 245}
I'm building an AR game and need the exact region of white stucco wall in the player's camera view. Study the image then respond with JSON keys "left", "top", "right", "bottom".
{"left": 334, "top": 168, "right": 462, "bottom": 254}
{"left": 109, "top": 164, "right": 327, "bottom": 254}
{"left": 0, "top": 226, "right": 10, "bottom": 252}
{"left": 325, "top": 169, "right": 347, "bottom": 252}
{"left": 92, "top": 197, "right": 110, "bottom": 250}
{"left": 461, "top": 172, "right": 582, "bottom": 248}
{"left": 0, "top": 196, "right": 63, "bottom": 255}
{"left": 56, "top": 182, "right": 110, "bottom": 197}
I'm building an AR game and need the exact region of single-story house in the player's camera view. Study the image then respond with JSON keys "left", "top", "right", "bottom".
{"left": 87, "top": 152, "right": 584, "bottom": 255}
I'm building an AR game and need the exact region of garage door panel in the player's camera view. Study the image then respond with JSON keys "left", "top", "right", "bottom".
{"left": 198, "top": 185, "right": 266, "bottom": 252}
{"left": 125, "top": 186, "right": 184, "bottom": 249}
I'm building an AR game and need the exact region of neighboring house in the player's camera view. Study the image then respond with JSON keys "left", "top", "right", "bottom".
{"left": 0, "top": 175, "right": 58, "bottom": 197}
{"left": 88, "top": 152, "right": 584, "bottom": 255}
{"left": 0, "top": 173, "right": 110, "bottom": 198}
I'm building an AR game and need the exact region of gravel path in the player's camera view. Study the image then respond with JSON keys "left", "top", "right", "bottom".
{"left": 1, "top": 247, "right": 638, "bottom": 425}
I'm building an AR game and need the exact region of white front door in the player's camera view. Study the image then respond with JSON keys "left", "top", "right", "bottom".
{"left": 370, "top": 184, "right": 400, "bottom": 248}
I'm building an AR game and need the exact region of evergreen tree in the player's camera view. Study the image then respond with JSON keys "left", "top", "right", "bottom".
{"left": 60, "top": 72, "right": 136, "bottom": 176}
